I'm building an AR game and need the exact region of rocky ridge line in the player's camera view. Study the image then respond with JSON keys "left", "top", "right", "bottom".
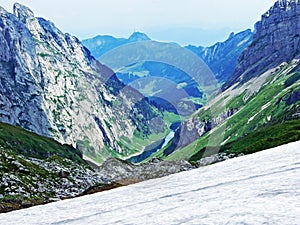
{"left": 224, "top": 0, "right": 300, "bottom": 89}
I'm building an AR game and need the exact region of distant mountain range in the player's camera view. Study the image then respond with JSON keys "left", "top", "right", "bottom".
{"left": 82, "top": 32, "right": 151, "bottom": 59}
{"left": 147, "top": 27, "right": 237, "bottom": 46}
{"left": 83, "top": 30, "right": 253, "bottom": 115}
{"left": 83, "top": 30, "right": 253, "bottom": 83}
{"left": 186, "top": 29, "right": 253, "bottom": 82}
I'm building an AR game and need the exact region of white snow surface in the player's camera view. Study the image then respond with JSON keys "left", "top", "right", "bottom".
{"left": 1, "top": 141, "right": 300, "bottom": 225}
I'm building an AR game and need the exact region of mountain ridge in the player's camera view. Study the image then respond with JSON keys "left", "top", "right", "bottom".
{"left": 83, "top": 30, "right": 253, "bottom": 84}
{"left": 83, "top": 29, "right": 253, "bottom": 116}
{"left": 0, "top": 3, "right": 165, "bottom": 163}
{"left": 186, "top": 29, "right": 253, "bottom": 82}
{"left": 224, "top": 0, "right": 300, "bottom": 90}
{"left": 82, "top": 32, "right": 151, "bottom": 59}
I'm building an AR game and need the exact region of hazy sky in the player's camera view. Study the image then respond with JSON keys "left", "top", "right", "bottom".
{"left": 1, "top": 0, "right": 276, "bottom": 45}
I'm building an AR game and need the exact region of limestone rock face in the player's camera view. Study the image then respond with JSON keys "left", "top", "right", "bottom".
{"left": 225, "top": 0, "right": 300, "bottom": 89}
{"left": 0, "top": 5, "right": 50, "bottom": 135}
{"left": 0, "top": 4, "right": 163, "bottom": 161}
{"left": 166, "top": 108, "right": 237, "bottom": 154}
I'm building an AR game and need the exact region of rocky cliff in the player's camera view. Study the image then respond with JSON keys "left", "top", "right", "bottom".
{"left": 0, "top": 4, "right": 164, "bottom": 162}
{"left": 158, "top": 0, "right": 300, "bottom": 160}
{"left": 224, "top": 0, "right": 300, "bottom": 89}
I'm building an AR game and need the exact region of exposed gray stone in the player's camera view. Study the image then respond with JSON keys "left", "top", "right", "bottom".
{"left": 0, "top": 4, "right": 163, "bottom": 161}
{"left": 225, "top": 0, "right": 300, "bottom": 89}
{"left": 97, "top": 158, "right": 195, "bottom": 184}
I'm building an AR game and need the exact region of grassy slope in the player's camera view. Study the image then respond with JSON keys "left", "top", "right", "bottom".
{"left": 0, "top": 122, "right": 85, "bottom": 164}
{"left": 0, "top": 151, "right": 61, "bottom": 212}
{"left": 0, "top": 122, "right": 94, "bottom": 212}
{"left": 190, "top": 120, "right": 300, "bottom": 161}
{"left": 122, "top": 111, "right": 182, "bottom": 157}
{"left": 221, "top": 120, "right": 300, "bottom": 155}
{"left": 164, "top": 61, "right": 300, "bottom": 161}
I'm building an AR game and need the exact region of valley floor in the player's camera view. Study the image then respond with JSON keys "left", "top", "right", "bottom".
{"left": 1, "top": 141, "right": 300, "bottom": 224}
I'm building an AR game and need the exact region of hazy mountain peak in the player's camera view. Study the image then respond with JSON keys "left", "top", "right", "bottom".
{"left": 13, "top": 3, "right": 34, "bottom": 23}
{"left": 82, "top": 32, "right": 151, "bottom": 58}
{"left": 274, "top": 0, "right": 299, "bottom": 9}
{"left": 228, "top": 32, "right": 235, "bottom": 39}
{"left": 226, "top": 29, "right": 251, "bottom": 39}
{"left": 128, "top": 32, "right": 151, "bottom": 41}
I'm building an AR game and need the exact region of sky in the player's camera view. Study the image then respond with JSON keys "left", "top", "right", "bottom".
{"left": 0, "top": 0, "right": 276, "bottom": 46}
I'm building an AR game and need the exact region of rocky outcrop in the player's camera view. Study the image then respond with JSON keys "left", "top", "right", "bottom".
{"left": 97, "top": 157, "right": 194, "bottom": 184}
{"left": 0, "top": 148, "right": 107, "bottom": 213}
{"left": 164, "top": 108, "right": 238, "bottom": 156}
{"left": 170, "top": 118, "right": 210, "bottom": 152}
{"left": 186, "top": 29, "right": 253, "bottom": 82}
{"left": 224, "top": 0, "right": 300, "bottom": 89}
{"left": 287, "top": 91, "right": 300, "bottom": 104}
{"left": 191, "top": 152, "right": 244, "bottom": 167}
{"left": 0, "top": 4, "right": 163, "bottom": 161}
{"left": 0, "top": 146, "right": 194, "bottom": 213}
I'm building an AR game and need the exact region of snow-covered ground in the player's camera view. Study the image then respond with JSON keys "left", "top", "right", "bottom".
{"left": 1, "top": 141, "right": 300, "bottom": 224}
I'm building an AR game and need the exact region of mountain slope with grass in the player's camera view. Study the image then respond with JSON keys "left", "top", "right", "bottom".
{"left": 151, "top": 0, "right": 300, "bottom": 161}
{"left": 0, "top": 122, "right": 107, "bottom": 213}
{"left": 0, "top": 3, "right": 166, "bottom": 163}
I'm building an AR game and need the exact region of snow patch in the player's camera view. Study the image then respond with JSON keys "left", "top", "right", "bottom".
{"left": 1, "top": 141, "right": 299, "bottom": 224}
